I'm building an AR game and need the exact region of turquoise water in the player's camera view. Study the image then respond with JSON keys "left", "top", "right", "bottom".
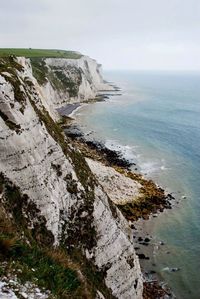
{"left": 75, "top": 71, "right": 200, "bottom": 299}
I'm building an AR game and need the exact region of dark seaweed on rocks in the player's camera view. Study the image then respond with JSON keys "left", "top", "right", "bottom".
{"left": 64, "top": 125, "right": 135, "bottom": 169}
{"left": 64, "top": 124, "right": 84, "bottom": 139}
{"left": 85, "top": 140, "right": 134, "bottom": 169}
{"left": 143, "top": 280, "right": 174, "bottom": 299}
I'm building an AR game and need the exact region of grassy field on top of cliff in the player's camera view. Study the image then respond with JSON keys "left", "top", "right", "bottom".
{"left": 0, "top": 48, "right": 82, "bottom": 59}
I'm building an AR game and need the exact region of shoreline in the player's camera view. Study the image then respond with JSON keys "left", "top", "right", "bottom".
{"left": 63, "top": 124, "right": 174, "bottom": 219}
{"left": 57, "top": 84, "right": 122, "bottom": 119}
{"left": 58, "top": 106, "right": 175, "bottom": 298}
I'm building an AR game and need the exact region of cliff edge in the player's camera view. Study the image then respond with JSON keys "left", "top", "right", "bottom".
{"left": 0, "top": 54, "right": 143, "bottom": 299}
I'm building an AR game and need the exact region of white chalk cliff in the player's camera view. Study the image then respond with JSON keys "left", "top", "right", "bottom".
{"left": 0, "top": 55, "right": 143, "bottom": 298}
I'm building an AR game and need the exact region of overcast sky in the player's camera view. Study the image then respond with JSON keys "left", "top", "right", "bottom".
{"left": 1, "top": 0, "right": 200, "bottom": 70}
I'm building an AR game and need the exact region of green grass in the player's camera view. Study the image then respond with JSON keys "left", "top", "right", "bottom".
{"left": 0, "top": 235, "right": 80, "bottom": 297}
{"left": 0, "top": 48, "right": 82, "bottom": 59}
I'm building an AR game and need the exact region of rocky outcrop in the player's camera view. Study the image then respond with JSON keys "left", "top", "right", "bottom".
{"left": 86, "top": 158, "right": 142, "bottom": 205}
{"left": 0, "top": 55, "right": 143, "bottom": 298}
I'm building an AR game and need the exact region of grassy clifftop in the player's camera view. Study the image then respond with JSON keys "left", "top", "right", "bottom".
{"left": 0, "top": 48, "right": 82, "bottom": 59}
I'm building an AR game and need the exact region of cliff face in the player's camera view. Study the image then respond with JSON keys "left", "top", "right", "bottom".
{"left": 0, "top": 55, "right": 143, "bottom": 298}
{"left": 18, "top": 55, "right": 112, "bottom": 121}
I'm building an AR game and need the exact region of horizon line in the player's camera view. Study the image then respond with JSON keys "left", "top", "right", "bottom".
{"left": 103, "top": 68, "right": 200, "bottom": 72}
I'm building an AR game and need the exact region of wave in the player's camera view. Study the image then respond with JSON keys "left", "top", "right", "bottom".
{"left": 105, "top": 139, "right": 139, "bottom": 164}
{"left": 104, "top": 139, "right": 168, "bottom": 175}
{"left": 139, "top": 160, "right": 168, "bottom": 175}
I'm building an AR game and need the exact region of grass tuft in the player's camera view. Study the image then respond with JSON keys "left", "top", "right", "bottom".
{"left": 0, "top": 235, "right": 80, "bottom": 297}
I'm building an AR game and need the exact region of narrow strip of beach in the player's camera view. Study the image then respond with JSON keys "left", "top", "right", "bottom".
{"left": 57, "top": 103, "right": 82, "bottom": 117}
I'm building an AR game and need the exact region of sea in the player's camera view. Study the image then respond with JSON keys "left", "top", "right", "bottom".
{"left": 74, "top": 70, "right": 200, "bottom": 299}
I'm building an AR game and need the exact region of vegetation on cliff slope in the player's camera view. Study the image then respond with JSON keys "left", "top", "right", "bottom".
{"left": 0, "top": 173, "right": 115, "bottom": 299}
{"left": 0, "top": 57, "right": 115, "bottom": 298}
{"left": 0, "top": 174, "right": 80, "bottom": 298}
{"left": 30, "top": 58, "right": 82, "bottom": 97}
